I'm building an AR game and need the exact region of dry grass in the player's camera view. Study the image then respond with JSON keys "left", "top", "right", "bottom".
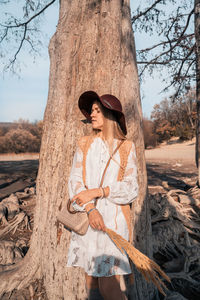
{"left": 106, "top": 228, "right": 170, "bottom": 296}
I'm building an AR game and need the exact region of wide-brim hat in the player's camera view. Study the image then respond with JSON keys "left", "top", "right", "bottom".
{"left": 78, "top": 91, "right": 127, "bottom": 135}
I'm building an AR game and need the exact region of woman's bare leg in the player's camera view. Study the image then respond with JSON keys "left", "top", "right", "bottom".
{"left": 85, "top": 274, "right": 104, "bottom": 300}
{"left": 85, "top": 274, "right": 99, "bottom": 289}
{"left": 98, "top": 275, "right": 127, "bottom": 300}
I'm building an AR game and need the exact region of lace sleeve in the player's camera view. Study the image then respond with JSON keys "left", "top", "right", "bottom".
{"left": 68, "top": 146, "right": 86, "bottom": 200}
{"left": 68, "top": 144, "right": 95, "bottom": 211}
{"left": 107, "top": 142, "right": 138, "bottom": 205}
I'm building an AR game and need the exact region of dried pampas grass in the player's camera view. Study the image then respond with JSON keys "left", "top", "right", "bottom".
{"left": 105, "top": 228, "right": 170, "bottom": 296}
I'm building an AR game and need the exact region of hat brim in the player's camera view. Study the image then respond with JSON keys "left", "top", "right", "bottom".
{"left": 78, "top": 91, "right": 127, "bottom": 135}
{"left": 78, "top": 91, "right": 100, "bottom": 122}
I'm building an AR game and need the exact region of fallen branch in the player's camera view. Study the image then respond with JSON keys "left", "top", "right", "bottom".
{"left": 0, "top": 211, "right": 28, "bottom": 237}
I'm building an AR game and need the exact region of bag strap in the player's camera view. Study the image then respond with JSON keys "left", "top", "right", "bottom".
{"left": 67, "top": 199, "right": 77, "bottom": 214}
{"left": 99, "top": 139, "right": 125, "bottom": 187}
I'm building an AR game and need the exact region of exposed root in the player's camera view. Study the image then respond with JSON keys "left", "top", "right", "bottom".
{"left": 0, "top": 240, "right": 24, "bottom": 265}
{"left": 0, "top": 187, "right": 38, "bottom": 297}
{"left": 0, "top": 211, "right": 29, "bottom": 238}
{"left": 150, "top": 186, "right": 200, "bottom": 298}
{"left": 0, "top": 250, "right": 40, "bottom": 296}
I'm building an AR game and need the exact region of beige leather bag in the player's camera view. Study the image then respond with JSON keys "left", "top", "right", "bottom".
{"left": 57, "top": 200, "right": 89, "bottom": 235}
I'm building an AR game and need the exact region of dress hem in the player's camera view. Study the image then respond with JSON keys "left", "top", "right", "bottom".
{"left": 66, "top": 265, "right": 132, "bottom": 277}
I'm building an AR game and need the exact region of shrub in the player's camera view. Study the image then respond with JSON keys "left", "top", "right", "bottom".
{"left": 0, "top": 120, "right": 43, "bottom": 153}
{"left": 151, "top": 88, "right": 196, "bottom": 144}
{"left": 1, "top": 129, "right": 41, "bottom": 153}
{"left": 0, "top": 136, "right": 7, "bottom": 153}
{"left": 177, "top": 124, "right": 195, "bottom": 141}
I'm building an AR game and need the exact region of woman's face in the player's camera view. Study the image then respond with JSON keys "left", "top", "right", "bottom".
{"left": 90, "top": 102, "right": 104, "bottom": 130}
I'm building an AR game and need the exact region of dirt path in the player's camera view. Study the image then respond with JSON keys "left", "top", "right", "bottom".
{"left": 0, "top": 138, "right": 195, "bottom": 163}
{"left": 0, "top": 153, "right": 39, "bottom": 161}
{"left": 145, "top": 138, "right": 197, "bottom": 188}
{"left": 145, "top": 138, "right": 195, "bottom": 164}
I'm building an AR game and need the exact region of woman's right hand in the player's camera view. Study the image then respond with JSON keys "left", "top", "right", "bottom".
{"left": 88, "top": 209, "right": 106, "bottom": 232}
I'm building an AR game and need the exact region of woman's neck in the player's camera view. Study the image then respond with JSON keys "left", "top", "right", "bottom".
{"left": 98, "top": 131, "right": 115, "bottom": 154}
{"left": 98, "top": 130, "right": 113, "bottom": 141}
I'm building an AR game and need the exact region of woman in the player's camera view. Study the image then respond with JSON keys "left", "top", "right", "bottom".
{"left": 67, "top": 91, "right": 138, "bottom": 300}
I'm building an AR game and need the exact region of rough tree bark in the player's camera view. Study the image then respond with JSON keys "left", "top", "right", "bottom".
{"left": 0, "top": 1, "right": 153, "bottom": 299}
{"left": 195, "top": 0, "right": 200, "bottom": 186}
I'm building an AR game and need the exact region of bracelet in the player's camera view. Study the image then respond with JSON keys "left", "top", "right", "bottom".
{"left": 99, "top": 187, "right": 105, "bottom": 199}
{"left": 99, "top": 187, "right": 103, "bottom": 199}
{"left": 87, "top": 207, "right": 97, "bottom": 215}
{"left": 102, "top": 187, "right": 106, "bottom": 198}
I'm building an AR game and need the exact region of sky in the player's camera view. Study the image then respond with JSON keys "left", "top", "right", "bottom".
{"left": 0, "top": 0, "right": 177, "bottom": 123}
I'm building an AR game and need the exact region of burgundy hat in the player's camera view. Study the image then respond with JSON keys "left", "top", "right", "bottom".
{"left": 78, "top": 90, "right": 127, "bottom": 135}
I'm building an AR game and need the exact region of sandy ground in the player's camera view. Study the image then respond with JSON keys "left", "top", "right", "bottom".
{"left": 0, "top": 138, "right": 195, "bottom": 163}
{"left": 145, "top": 138, "right": 195, "bottom": 164}
{"left": 0, "top": 138, "right": 197, "bottom": 197}
{"left": 145, "top": 138, "right": 197, "bottom": 189}
{"left": 0, "top": 152, "right": 39, "bottom": 161}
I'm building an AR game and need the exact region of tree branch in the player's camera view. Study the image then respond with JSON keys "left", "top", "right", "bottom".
{"left": 138, "top": 34, "right": 194, "bottom": 53}
{"left": 176, "top": 45, "right": 195, "bottom": 81}
{"left": 133, "top": 1, "right": 195, "bottom": 99}
{"left": 0, "top": 27, "right": 8, "bottom": 43}
{"left": 142, "top": 8, "right": 194, "bottom": 64}
{"left": 137, "top": 58, "right": 194, "bottom": 65}
{"left": 6, "top": 24, "right": 27, "bottom": 70}
{"left": 132, "top": 0, "right": 164, "bottom": 23}
{"left": 0, "top": 0, "right": 57, "bottom": 71}
{"left": 0, "top": 0, "right": 57, "bottom": 29}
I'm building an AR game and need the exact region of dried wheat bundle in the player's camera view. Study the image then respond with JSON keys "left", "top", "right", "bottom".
{"left": 105, "top": 228, "right": 170, "bottom": 296}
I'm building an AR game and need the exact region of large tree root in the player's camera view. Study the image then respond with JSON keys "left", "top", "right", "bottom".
{"left": 0, "top": 188, "right": 40, "bottom": 297}
{"left": 0, "top": 211, "right": 29, "bottom": 237}
{"left": 0, "top": 194, "right": 20, "bottom": 225}
{"left": 150, "top": 186, "right": 200, "bottom": 299}
{"left": 0, "top": 240, "right": 24, "bottom": 266}
{"left": 0, "top": 250, "right": 40, "bottom": 297}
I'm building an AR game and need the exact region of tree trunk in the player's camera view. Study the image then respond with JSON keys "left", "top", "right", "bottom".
{"left": 195, "top": 0, "right": 200, "bottom": 186}
{"left": 0, "top": 1, "right": 153, "bottom": 299}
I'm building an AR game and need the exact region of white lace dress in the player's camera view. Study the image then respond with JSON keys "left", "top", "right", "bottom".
{"left": 66, "top": 137, "right": 138, "bottom": 277}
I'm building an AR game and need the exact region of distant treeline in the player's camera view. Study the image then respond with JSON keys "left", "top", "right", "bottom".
{"left": 0, "top": 119, "right": 43, "bottom": 153}
{"left": 0, "top": 88, "right": 196, "bottom": 153}
{"left": 143, "top": 88, "right": 196, "bottom": 148}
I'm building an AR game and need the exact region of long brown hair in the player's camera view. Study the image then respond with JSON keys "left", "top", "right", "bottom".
{"left": 92, "top": 101, "right": 126, "bottom": 154}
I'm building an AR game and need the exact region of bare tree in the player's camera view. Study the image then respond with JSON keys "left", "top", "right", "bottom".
{"left": 132, "top": 0, "right": 194, "bottom": 95}
{"left": 0, "top": 1, "right": 153, "bottom": 299}
{"left": 132, "top": 0, "right": 200, "bottom": 186}
{"left": 151, "top": 89, "right": 196, "bottom": 142}
{"left": 0, "top": 0, "right": 57, "bottom": 72}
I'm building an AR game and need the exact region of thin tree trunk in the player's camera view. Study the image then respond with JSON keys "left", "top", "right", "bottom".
{"left": 195, "top": 0, "right": 200, "bottom": 186}
{"left": 0, "top": 1, "right": 153, "bottom": 299}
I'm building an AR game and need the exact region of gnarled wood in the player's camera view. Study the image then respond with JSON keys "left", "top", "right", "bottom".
{"left": 150, "top": 188, "right": 200, "bottom": 299}
{"left": 195, "top": 0, "right": 200, "bottom": 186}
{"left": 0, "top": 1, "right": 150, "bottom": 299}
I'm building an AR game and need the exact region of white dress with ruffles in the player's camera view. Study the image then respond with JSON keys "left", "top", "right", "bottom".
{"left": 67, "top": 137, "right": 138, "bottom": 277}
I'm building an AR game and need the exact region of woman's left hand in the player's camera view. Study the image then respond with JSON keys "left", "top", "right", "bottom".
{"left": 72, "top": 189, "right": 100, "bottom": 206}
